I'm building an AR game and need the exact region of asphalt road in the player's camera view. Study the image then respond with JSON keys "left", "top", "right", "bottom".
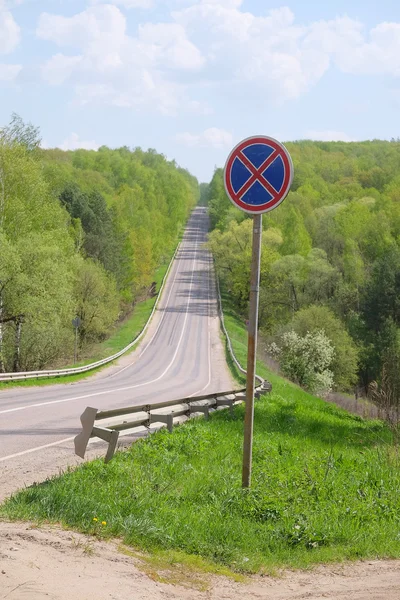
{"left": 0, "top": 207, "right": 233, "bottom": 488}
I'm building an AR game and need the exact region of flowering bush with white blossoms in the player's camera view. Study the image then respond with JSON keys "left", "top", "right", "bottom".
{"left": 268, "top": 330, "right": 335, "bottom": 395}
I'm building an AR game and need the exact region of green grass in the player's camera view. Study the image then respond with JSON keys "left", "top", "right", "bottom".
{"left": 118, "top": 546, "right": 245, "bottom": 590}
{"left": 0, "top": 257, "right": 172, "bottom": 391}
{"left": 2, "top": 291, "right": 400, "bottom": 573}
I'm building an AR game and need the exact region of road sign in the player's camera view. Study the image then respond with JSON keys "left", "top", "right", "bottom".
{"left": 223, "top": 135, "right": 294, "bottom": 488}
{"left": 72, "top": 317, "right": 81, "bottom": 364}
{"left": 72, "top": 317, "right": 81, "bottom": 329}
{"left": 224, "top": 135, "right": 294, "bottom": 214}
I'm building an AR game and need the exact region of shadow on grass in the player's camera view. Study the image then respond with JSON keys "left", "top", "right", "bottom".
{"left": 217, "top": 285, "right": 390, "bottom": 451}
{"left": 249, "top": 397, "right": 388, "bottom": 450}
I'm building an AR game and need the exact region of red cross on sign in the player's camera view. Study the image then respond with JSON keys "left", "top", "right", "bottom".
{"left": 224, "top": 136, "right": 294, "bottom": 214}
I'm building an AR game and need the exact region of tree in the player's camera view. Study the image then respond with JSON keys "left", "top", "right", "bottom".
{"left": 288, "top": 305, "right": 358, "bottom": 390}
{"left": 269, "top": 330, "right": 335, "bottom": 395}
{"left": 0, "top": 113, "right": 198, "bottom": 369}
{"left": 0, "top": 132, "right": 77, "bottom": 371}
{"left": 260, "top": 249, "right": 340, "bottom": 330}
{"left": 199, "top": 182, "right": 209, "bottom": 206}
{"left": 279, "top": 207, "right": 312, "bottom": 257}
{"left": 362, "top": 247, "right": 400, "bottom": 333}
{"left": 0, "top": 113, "right": 41, "bottom": 151}
{"left": 74, "top": 259, "right": 120, "bottom": 346}
{"left": 208, "top": 219, "right": 281, "bottom": 313}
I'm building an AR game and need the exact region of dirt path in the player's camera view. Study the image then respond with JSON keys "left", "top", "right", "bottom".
{"left": 1, "top": 521, "right": 399, "bottom": 600}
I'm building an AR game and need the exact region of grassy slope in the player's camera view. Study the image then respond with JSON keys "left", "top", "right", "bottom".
{"left": 1, "top": 292, "right": 400, "bottom": 573}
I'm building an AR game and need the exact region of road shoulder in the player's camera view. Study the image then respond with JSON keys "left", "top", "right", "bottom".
{"left": 1, "top": 521, "right": 399, "bottom": 600}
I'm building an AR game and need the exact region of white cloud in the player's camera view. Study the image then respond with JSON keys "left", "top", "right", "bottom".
{"left": 199, "top": 0, "right": 243, "bottom": 6}
{"left": 343, "top": 22, "right": 400, "bottom": 76}
{"left": 35, "top": 3, "right": 400, "bottom": 114}
{"left": 59, "top": 132, "right": 100, "bottom": 151}
{"left": 138, "top": 23, "right": 204, "bottom": 70}
{"left": 42, "top": 54, "right": 82, "bottom": 85}
{"left": 89, "top": 0, "right": 153, "bottom": 8}
{"left": 173, "top": 5, "right": 322, "bottom": 99}
{"left": 174, "top": 4, "right": 400, "bottom": 101}
{"left": 36, "top": 5, "right": 205, "bottom": 114}
{"left": 73, "top": 77, "right": 180, "bottom": 115}
{"left": 187, "top": 99, "right": 213, "bottom": 115}
{"left": 37, "top": 5, "right": 126, "bottom": 50}
{"left": 0, "top": 62, "right": 21, "bottom": 81}
{"left": 304, "top": 130, "right": 357, "bottom": 142}
{"left": 0, "top": 1, "right": 20, "bottom": 54}
{"left": 175, "top": 127, "right": 233, "bottom": 148}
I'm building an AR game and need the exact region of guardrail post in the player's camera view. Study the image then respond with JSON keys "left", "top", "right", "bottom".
{"left": 261, "top": 380, "right": 272, "bottom": 394}
{"left": 74, "top": 407, "right": 120, "bottom": 462}
{"left": 74, "top": 389, "right": 248, "bottom": 462}
{"left": 74, "top": 407, "right": 98, "bottom": 459}
{"left": 189, "top": 400, "right": 212, "bottom": 420}
{"left": 216, "top": 394, "right": 236, "bottom": 415}
{"left": 167, "top": 413, "right": 173, "bottom": 433}
{"left": 91, "top": 427, "right": 120, "bottom": 463}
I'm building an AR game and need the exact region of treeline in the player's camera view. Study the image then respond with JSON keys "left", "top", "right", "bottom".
{"left": 207, "top": 139, "right": 400, "bottom": 401}
{"left": 0, "top": 115, "right": 198, "bottom": 372}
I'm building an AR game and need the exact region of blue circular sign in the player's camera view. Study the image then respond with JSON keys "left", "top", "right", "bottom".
{"left": 224, "top": 135, "right": 294, "bottom": 214}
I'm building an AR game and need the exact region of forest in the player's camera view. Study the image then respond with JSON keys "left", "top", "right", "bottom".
{"left": 207, "top": 139, "right": 400, "bottom": 405}
{"left": 2, "top": 110, "right": 400, "bottom": 407}
{"left": 0, "top": 115, "right": 198, "bottom": 372}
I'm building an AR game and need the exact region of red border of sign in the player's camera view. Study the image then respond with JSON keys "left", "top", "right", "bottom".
{"left": 223, "top": 135, "right": 294, "bottom": 214}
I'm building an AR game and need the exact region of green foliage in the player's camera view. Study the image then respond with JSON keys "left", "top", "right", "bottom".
{"left": 208, "top": 219, "right": 281, "bottom": 312}
{"left": 74, "top": 258, "right": 120, "bottom": 345}
{"left": 269, "top": 330, "right": 335, "bottom": 394}
{"left": 287, "top": 306, "right": 359, "bottom": 390}
{"left": 208, "top": 140, "right": 400, "bottom": 391}
{"left": 0, "top": 113, "right": 41, "bottom": 151}
{"left": 198, "top": 182, "right": 209, "bottom": 206}
{"left": 279, "top": 207, "right": 312, "bottom": 257}
{"left": 360, "top": 247, "right": 400, "bottom": 385}
{"left": 369, "top": 335, "right": 400, "bottom": 427}
{"left": 4, "top": 294, "right": 400, "bottom": 572}
{"left": 0, "top": 136, "right": 77, "bottom": 371}
{"left": 0, "top": 115, "right": 198, "bottom": 371}
{"left": 3, "top": 332, "right": 400, "bottom": 572}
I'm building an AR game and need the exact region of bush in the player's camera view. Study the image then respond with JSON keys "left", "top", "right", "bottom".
{"left": 286, "top": 305, "right": 359, "bottom": 391}
{"left": 269, "top": 330, "right": 335, "bottom": 395}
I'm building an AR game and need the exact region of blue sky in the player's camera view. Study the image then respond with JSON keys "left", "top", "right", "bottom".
{"left": 0, "top": 0, "right": 399, "bottom": 182}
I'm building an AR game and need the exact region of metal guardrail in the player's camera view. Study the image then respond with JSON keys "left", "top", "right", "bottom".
{"left": 74, "top": 383, "right": 272, "bottom": 462}
{"left": 0, "top": 243, "right": 180, "bottom": 382}
{"left": 214, "top": 266, "right": 263, "bottom": 385}
{"left": 1, "top": 244, "right": 266, "bottom": 386}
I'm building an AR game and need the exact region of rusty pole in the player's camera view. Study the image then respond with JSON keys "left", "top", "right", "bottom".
{"left": 242, "top": 213, "right": 262, "bottom": 488}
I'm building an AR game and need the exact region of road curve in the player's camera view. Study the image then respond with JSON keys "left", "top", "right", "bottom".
{"left": 0, "top": 208, "right": 234, "bottom": 497}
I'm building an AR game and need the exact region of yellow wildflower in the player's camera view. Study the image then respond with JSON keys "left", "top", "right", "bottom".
{"left": 93, "top": 517, "right": 98, "bottom": 522}
{"left": 101, "top": 521, "right": 107, "bottom": 526}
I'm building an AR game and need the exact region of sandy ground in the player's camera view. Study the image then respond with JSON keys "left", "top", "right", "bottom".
{"left": 0, "top": 521, "right": 399, "bottom": 600}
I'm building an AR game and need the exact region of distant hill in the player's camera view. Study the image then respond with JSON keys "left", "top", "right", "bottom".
{"left": 207, "top": 140, "right": 400, "bottom": 395}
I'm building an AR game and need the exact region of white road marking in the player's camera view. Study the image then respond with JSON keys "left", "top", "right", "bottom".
{"left": 0, "top": 230, "right": 200, "bottom": 418}
{"left": 107, "top": 237, "right": 186, "bottom": 379}
{"left": 0, "top": 215, "right": 215, "bottom": 463}
{"left": 189, "top": 257, "right": 212, "bottom": 398}
{"left": 0, "top": 437, "right": 75, "bottom": 462}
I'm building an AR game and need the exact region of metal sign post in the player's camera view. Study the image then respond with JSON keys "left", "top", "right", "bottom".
{"left": 242, "top": 213, "right": 262, "bottom": 487}
{"left": 72, "top": 316, "right": 81, "bottom": 365}
{"left": 223, "top": 135, "right": 294, "bottom": 488}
